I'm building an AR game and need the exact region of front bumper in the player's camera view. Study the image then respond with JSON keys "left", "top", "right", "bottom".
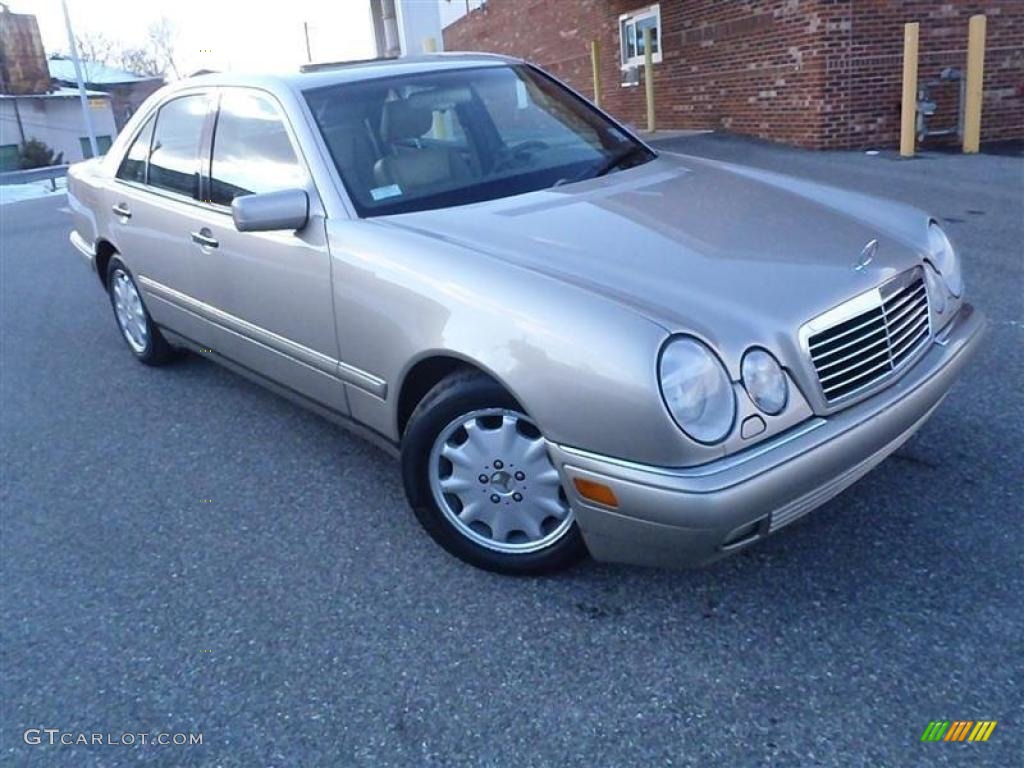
{"left": 548, "top": 304, "right": 986, "bottom": 569}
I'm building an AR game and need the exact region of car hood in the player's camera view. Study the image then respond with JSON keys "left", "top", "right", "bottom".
{"left": 381, "top": 153, "right": 932, "bottom": 373}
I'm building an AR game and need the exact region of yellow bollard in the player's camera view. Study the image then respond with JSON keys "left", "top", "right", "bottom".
{"left": 644, "top": 27, "right": 655, "bottom": 133}
{"left": 963, "top": 14, "right": 986, "bottom": 154}
{"left": 590, "top": 40, "right": 602, "bottom": 108}
{"left": 422, "top": 37, "right": 437, "bottom": 53}
{"left": 899, "top": 22, "right": 919, "bottom": 157}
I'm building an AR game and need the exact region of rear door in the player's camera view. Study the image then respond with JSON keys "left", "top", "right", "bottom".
{"left": 109, "top": 91, "right": 218, "bottom": 344}
{"left": 184, "top": 87, "right": 346, "bottom": 413}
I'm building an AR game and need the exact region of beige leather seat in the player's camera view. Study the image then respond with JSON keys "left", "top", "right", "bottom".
{"left": 373, "top": 100, "right": 472, "bottom": 193}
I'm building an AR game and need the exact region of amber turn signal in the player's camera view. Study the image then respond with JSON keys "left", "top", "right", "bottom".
{"left": 572, "top": 478, "right": 618, "bottom": 508}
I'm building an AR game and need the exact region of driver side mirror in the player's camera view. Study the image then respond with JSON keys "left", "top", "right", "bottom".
{"left": 232, "top": 188, "right": 309, "bottom": 232}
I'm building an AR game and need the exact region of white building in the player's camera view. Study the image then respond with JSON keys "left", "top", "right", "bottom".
{"left": 0, "top": 87, "right": 118, "bottom": 169}
{"left": 369, "top": 0, "right": 445, "bottom": 57}
{"left": 0, "top": 8, "right": 120, "bottom": 171}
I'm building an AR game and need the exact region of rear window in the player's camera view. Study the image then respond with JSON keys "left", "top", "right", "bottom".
{"left": 116, "top": 116, "right": 154, "bottom": 183}
{"left": 148, "top": 95, "right": 208, "bottom": 198}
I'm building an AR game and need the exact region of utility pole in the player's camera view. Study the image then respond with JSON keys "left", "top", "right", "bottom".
{"left": 60, "top": 0, "right": 98, "bottom": 158}
{"left": 11, "top": 101, "right": 26, "bottom": 144}
{"left": 303, "top": 21, "right": 313, "bottom": 63}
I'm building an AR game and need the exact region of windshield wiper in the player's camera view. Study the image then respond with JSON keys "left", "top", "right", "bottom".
{"left": 592, "top": 144, "right": 650, "bottom": 178}
{"left": 554, "top": 144, "right": 651, "bottom": 187}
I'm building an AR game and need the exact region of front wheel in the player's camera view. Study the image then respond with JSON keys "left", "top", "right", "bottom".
{"left": 106, "top": 257, "right": 174, "bottom": 365}
{"left": 402, "top": 372, "right": 586, "bottom": 575}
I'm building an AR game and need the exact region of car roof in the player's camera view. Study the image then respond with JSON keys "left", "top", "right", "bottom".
{"left": 175, "top": 53, "right": 521, "bottom": 96}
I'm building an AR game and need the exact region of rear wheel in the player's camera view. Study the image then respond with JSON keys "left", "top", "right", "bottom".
{"left": 402, "top": 371, "right": 586, "bottom": 574}
{"left": 106, "top": 257, "right": 174, "bottom": 365}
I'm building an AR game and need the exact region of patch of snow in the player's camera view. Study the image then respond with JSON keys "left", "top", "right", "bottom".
{"left": 0, "top": 176, "right": 68, "bottom": 205}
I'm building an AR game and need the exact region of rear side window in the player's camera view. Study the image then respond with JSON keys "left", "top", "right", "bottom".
{"left": 209, "top": 90, "right": 306, "bottom": 206}
{"left": 116, "top": 116, "right": 155, "bottom": 183}
{"left": 148, "top": 95, "right": 208, "bottom": 198}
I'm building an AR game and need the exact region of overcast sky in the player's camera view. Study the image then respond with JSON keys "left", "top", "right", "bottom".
{"left": 15, "top": 0, "right": 383, "bottom": 76}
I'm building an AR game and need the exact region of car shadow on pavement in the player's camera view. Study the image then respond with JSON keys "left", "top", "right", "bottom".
{"left": 158, "top": 346, "right": 1010, "bottom": 646}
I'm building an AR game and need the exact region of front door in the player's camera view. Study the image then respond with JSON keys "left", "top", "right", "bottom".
{"left": 185, "top": 88, "right": 346, "bottom": 414}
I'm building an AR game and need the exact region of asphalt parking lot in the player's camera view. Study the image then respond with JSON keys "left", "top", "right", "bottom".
{"left": 2, "top": 134, "right": 1021, "bottom": 767}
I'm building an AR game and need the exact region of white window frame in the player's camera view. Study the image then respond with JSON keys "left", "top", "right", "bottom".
{"left": 619, "top": 4, "right": 662, "bottom": 70}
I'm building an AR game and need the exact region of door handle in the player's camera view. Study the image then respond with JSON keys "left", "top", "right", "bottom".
{"left": 111, "top": 203, "right": 131, "bottom": 219}
{"left": 190, "top": 228, "right": 219, "bottom": 249}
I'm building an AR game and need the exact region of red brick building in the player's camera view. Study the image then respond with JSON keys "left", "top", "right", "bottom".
{"left": 443, "top": 0, "right": 1023, "bottom": 149}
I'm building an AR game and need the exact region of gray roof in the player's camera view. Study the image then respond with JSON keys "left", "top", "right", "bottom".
{"left": 0, "top": 86, "right": 110, "bottom": 99}
{"left": 179, "top": 53, "right": 520, "bottom": 94}
{"left": 48, "top": 58, "right": 163, "bottom": 85}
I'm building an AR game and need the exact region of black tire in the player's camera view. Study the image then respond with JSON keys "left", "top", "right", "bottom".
{"left": 401, "top": 370, "right": 587, "bottom": 575}
{"left": 106, "top": 257, "right": 175, "bottom": 366}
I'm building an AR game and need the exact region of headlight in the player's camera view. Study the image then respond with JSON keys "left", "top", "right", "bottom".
{"left": 659, "top": 337, "right": 736, "bottom": 443}
{"left": 741, "top": 348, "right": 788, "bottom": 415}
{"left": 927, "top": 221, "right": 963, "bottom": 297}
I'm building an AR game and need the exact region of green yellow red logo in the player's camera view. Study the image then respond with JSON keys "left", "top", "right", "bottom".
{"left": 921, "top": 721, "right": 997, "bottom": 742}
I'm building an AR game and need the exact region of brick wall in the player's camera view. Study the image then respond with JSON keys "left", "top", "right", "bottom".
{"left": 827, "top": 1, "right": 1023, "bottom": 147}
{"left": 443, "top": 0, "right": 1023, "bottom": 149}
{"left": 0, "top": 10, "right": 51, "bottom": 95}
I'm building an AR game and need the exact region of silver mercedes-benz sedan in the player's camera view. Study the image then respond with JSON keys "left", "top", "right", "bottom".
{"left": 67, "top": 53, "right": 985, "bottom": 574}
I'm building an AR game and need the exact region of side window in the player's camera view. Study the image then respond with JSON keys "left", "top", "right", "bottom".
{"left": 116, "top": 117, "right": 155, "bottom": 183}
{"left": 209, "top": 90, "right": 306, "bottom": 206}
{"left": 148, "top": 95, "right": 208, "bottom": 198}
{"left": 0, "top": 143, "right": 18, "bottom": 171}
{"left": 620, "top": 4, "right": 662, "bottom": 69}
{"left": 80, "top": 135, "right": 113, "bottom": 159}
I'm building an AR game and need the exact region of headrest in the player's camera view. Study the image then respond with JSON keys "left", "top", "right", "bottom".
{"left": 406, "top": 87, "right": 472, "bottom": 111}
{"left": 380, "top": 99, "right": 433, "bottom": 143}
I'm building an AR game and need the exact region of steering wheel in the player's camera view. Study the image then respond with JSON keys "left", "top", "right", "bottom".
{"left": 491, "top": 140, "right": 550, "bottom": 173}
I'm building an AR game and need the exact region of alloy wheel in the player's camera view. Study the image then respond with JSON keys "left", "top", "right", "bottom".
{"left": 428, "top": 408, "right": 574, "bottom": 554}
{"left": 111, "top": 269, "right": 149, "bottom": 354}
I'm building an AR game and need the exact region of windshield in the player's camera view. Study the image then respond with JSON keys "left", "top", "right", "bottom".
{"left": 303, "top": 64, "right": 654, "bottom": 217}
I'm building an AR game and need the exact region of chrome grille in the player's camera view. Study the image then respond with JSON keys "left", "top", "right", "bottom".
{"left": 808, "top": 268, "right": 931, "bottom": 403}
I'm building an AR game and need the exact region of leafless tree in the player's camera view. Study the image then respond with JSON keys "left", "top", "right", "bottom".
{"left": 147, "top": 17, "right": 180, "bottom": 79}
{"left": 73, "top": 31, "right": 117, "bottom": 79}
{"left": 117, "top": 47, "right": 163, "bottom": 77}
{"left": 57, "top": 17, "right": 179, "bottom": 79}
